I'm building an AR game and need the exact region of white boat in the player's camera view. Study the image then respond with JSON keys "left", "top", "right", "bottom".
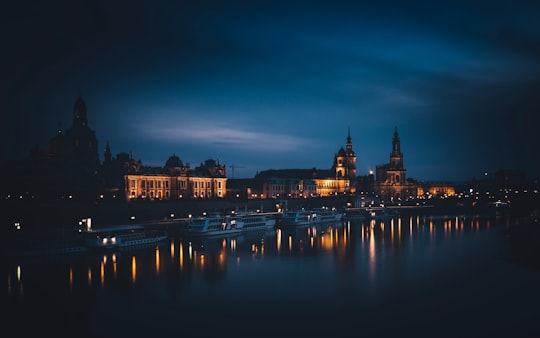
{"left": 281, "top": 207, "right": 343, "bottom": 227}
{"left": 188, "top": 212, "right": 244, "bottom": 236}
{"left": 280, "top": 210, "right": 318, "bottom": 227}
{"left": 343, "top": 207, "right": 367, "bottom": 220}
{"left": 363, "top": 207, "right": 399, "bottom": 219}
{"left": 235, "top": 211, "right": 277, "bottom": 231}
{"left": 82, "top": 224, "right": 168, "bottom": 250}
{"left": 311, "top": 207, "right": 343, "bottom": 223}
{"left": 188, "top": 211, "right": 277, "bottom": 236}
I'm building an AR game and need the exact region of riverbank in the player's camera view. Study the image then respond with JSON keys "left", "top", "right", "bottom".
{"left": 6, "top": 194, "right": 536, "bottom": 232}
{"left": 4, "top": 196, "right": 351, "bottom": 233}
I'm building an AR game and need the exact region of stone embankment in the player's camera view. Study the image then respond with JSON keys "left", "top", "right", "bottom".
{"left": 5, "top": 196, "right": 350, "bottom": 233}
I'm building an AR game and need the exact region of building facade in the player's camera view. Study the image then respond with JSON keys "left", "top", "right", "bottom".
{"left": 332, "top": 128, "right": 357, "bottom": 194}
{"left": 123, "top": 156, "right": 228, "bottom": 201}
{"left": 248, "top": 130, "right": 357, "bottom": 198}
{"left": 374, "top": 127, "right": 417, "bottom": 201}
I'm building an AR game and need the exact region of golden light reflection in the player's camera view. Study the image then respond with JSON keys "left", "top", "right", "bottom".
{"left": 131, "top": 256, "right": 136, "bottom": 283}
{"left": 189, "top": 242, "right": 193, "bottom": 260}
{"left": 100, "top": 261, "right": 105, "bottom": 286}
{"left": 398, "top": 218, "right": 402, "bottom": 241}
{"left": 310, "top": 236, "right": 314, "bottom": 248}
{"left": 113, "top": 254, "right": 117, "bottom": 278}
{"left": 69, "top": 267, "right": 73, "bottom": 290}
{"left": 288, "top": 235, "right": 292, "bottom": 252}
{"left": 219, "top": 252, "right": 225, "bottom": 266}
{"left": 369, "top": 227, "right": 376, "bottom": 282}
{"left": 179, "top": 242, "right": 184, "bottom": 270}
{"left": 230, "top": 238, "right": 237, "bottom": 252}
{"left": 87, "top": 267, "right": 92, "bottom": 286}
{"left": 155, "top": 247, "right": 161, "bottom": 274}
{"left": 200, "top": 254, "right": 205, "bottom": 269}
{"left": 276, "top": 228, "right": 282, "bottom": 252}
{"left": 170, "top": 241, "right": 175, "bottom": 259}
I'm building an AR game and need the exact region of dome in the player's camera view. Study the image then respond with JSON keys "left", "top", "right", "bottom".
{"left": 165, "top": 154, "right": 183, "bottom": 167}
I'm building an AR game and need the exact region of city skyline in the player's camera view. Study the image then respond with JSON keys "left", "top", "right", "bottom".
{"left": 4, "top": 1, "right": 540, "bottom": 182}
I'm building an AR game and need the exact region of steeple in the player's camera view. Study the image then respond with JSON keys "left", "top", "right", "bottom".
{"left": 392, "top": 126, "right": 400, "bottom": 154}
{"left": 390, "top": 126, "right": 403, "bottom": 169}
{"left": 346, "top": 126, "right": 353, "bottom": 152}
{"left": 104, "top": 141, "right": 112, "bottom": 164}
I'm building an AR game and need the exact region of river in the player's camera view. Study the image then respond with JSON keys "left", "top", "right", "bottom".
{"left": 6, "top": 212, "right": 540, "bottom": 338}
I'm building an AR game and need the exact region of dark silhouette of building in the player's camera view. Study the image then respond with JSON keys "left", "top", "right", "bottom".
{"left": 4, "top": 96, "right": 102, "bottom": 200}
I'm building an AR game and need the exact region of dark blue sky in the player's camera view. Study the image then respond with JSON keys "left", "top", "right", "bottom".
{"left": 3, "top": 0, "right": 540, "bottom": 181}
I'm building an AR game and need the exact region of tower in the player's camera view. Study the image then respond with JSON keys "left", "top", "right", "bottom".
{"left": 374, "top": 127, "right": 416, "bottom": 201}
{"left": 73, "top": 96, "right": 88, "bottom": 128}
{"left": 333, "top": 128, "right": 357, "bottom": 193}
{"left": 387, "top": 126, "right": 405, "bottom": 183}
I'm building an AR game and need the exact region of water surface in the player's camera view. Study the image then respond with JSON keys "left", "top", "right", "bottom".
{"left": 6, "top": 213, "right": 540, "bottom": 337}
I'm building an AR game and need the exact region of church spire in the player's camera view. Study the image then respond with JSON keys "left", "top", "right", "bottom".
{"left": 390, "top": 127, "right": 403, "bottom": 169}
{"left": 346, "top": 126, "right": 352, "bottom": 151}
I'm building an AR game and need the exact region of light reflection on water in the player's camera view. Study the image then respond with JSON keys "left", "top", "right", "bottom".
{"left": 6, "top": 213, "right": 540, "bottom": 337}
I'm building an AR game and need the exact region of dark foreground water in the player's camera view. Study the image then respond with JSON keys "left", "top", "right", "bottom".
{"left": 6, "top": 213, "right": 540, "bottom": 338}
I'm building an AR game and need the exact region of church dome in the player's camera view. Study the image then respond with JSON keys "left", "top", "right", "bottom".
{"left": 165, "top": 154, "right": 183, "bottom": 167}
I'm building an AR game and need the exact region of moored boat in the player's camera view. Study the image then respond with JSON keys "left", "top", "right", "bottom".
{"left": 343, "top": 206, "right": 399, "bottom": 220}
{"left": 235, "top": 211, "right": 277, "bottom": 231}
{"left": 280, "top": 209, "right": 317, "bottom": 227}
{"left": 311, "top": 207, "right": 343, "bottom": 223}
{"left": 281, "top": 207, "right": 343, "bottom": 227}
{"left": 188, "top": 212, "right": 244, "bottom": 236}
{"left": 81, "top": 224, "right": 168, "bottom": 250}
{"left": 188, "top": 210, "right": 279, "bottom": 236}
{"left": 343, "top": 207, "right": 367, "bottom": 220}
{"left": 363, "top": 207, "right": 399, "bottom": 220}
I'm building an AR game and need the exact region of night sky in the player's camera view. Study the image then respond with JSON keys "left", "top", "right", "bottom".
{"left": 3, "top": 0, "right": 540, "bottom": 182}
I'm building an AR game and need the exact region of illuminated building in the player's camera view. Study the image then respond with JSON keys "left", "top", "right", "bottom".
{"left": 124, "top": 157, "right": 227, "bottom": 200}
{"left": 331, "top": 127, "right": 357, "bottom": 193}
{"left": 374, "top": 127, "right": 417, "bottom": 201}
{"left": 254, "top": 130, "right": 357, "bottom": 198}
{"left": 417, "top": 183, "right": 456, "bottom": 197}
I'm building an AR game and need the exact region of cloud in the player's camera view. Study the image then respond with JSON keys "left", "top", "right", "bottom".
{"left": 135, "top": 118, "right": 311, "bottom": 153}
